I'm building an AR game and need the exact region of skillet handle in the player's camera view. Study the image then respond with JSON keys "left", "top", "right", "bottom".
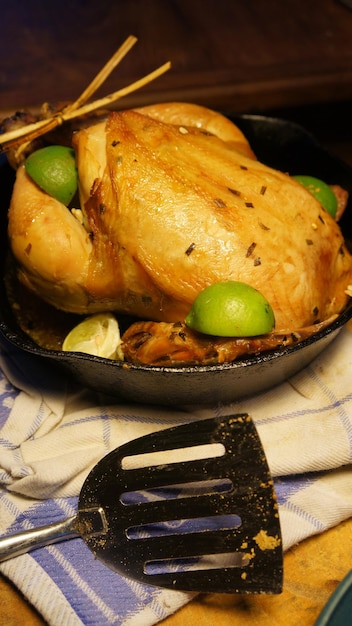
{"left": 0, "top": 516, "right": 79, "bottom": 562}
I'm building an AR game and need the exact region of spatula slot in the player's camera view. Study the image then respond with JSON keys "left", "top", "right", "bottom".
{"left": 120, "top": 442, "right": 225, "bottom": 470}
{"left": 120, "top": 477, "right": 234, "bottom": 505}
{"left": 144, "top": 551, "right": 250, "bottom": 576}
{"left": 126, "top": 513, "right": 242, "bottom": 539}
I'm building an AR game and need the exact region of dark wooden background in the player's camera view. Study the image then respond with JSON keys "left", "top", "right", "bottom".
{"left": 1, "top": 0, "right": 352, "bottom": 162}
{"left": 1, "top": 0, "right": 352, "bottom": 115}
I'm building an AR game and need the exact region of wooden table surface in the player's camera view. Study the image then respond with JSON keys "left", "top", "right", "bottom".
{"left": 1, "top": 1, "right": 352, "bottom": 624}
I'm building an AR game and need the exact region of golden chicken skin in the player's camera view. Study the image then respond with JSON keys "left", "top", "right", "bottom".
{"left": 7, "top": 103, "right": 352, "bottom": 332}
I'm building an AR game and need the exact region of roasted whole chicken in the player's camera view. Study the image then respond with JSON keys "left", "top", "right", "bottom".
{"left": 7, "top": 103, "right": 352, "bottom": 352}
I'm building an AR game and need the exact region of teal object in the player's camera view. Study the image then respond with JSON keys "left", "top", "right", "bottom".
{"left": 315, "top": 569, "right": 352, "bottom": 625}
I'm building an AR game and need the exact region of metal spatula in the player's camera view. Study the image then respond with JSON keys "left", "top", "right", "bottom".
{"left": 0, "top": 414, "right": 283, "bottom": 594}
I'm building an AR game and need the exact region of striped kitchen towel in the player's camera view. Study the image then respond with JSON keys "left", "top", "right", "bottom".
{"left": 1, "top": 323, "right": 352, "bottom": 626}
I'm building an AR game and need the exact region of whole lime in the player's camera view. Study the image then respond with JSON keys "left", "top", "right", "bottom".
{"left": 293, "top": 175, "right": 337, "bottom": 218}
{"left": 185, "top": 280, "right": 275, "bottom": 337}
{"left": 25, "top": 145, "right": 78, "bottom": 206}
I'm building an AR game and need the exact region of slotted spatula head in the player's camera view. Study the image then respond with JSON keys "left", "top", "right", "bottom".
{"left": 77, "top": 413, "right": 283, "bottom": 594}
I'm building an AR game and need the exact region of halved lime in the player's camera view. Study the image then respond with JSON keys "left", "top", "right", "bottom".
{"left": 185, "top": 280, "right": 275, "bottom": 337}
{"left": 62, "top": 313, "right": 124, "bottom": 360}
{"left": 293, "top": 175, "right": 337, "bottom": 218}
{"left": 25, "top": 145, "right": 78, "bottom": 206}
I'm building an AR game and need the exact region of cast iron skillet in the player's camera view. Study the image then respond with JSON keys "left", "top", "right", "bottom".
{"left": 1, "top": 114, "right": 352, "bottom": 406}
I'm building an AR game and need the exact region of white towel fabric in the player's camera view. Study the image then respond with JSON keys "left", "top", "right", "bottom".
{"left": 1, "top": 322, "right": 352, "bottom": 626}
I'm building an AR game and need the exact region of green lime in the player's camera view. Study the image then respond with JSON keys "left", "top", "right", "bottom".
{"left": 25, "top": 145, "right": 78, "bottom": 205}
{"left": 293, "top": 175, "right": 337, "bottom": 218}
{"left": 185, "top": 281, "right": 275, "bottom": 337}
{"left": 62, "top": 313, "right": 124, "bottom": 360}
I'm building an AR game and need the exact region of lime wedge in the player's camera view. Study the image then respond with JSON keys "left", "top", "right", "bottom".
{"left": 62, "top": 313, "right": 124, "bottom": 360}
{"left": 185, "top": 280, "right": 275, "bottom": 337}
{"left": 25, "top": 145, "right": 78, "bottom": 206}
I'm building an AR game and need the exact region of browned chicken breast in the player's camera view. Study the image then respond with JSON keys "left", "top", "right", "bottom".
{"left": 8, "top": 103, "right": 352, "bottom": 331}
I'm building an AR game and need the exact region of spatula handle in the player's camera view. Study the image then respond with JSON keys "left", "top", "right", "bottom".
{"left": 0, "top": 516, "right": 79, "bottom": 562}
